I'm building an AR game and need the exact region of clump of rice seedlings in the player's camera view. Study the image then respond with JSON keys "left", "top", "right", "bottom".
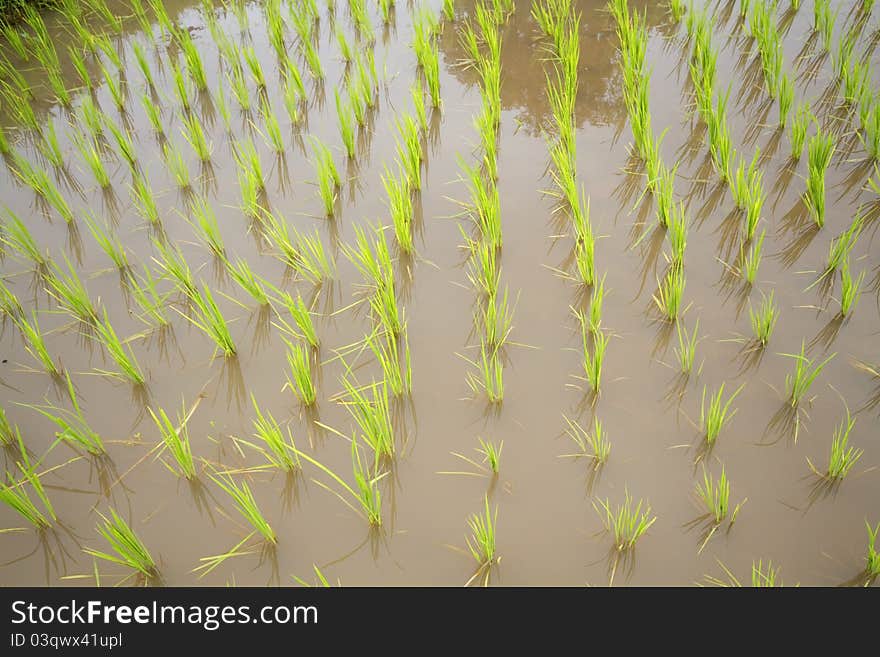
{"left": 105, "top": 121, "right": 138, "bottom": 170}
{"left": 93, "top": 308, "right": 145, "bottom": 385}
{"left": 466, "top": 496, "right": 498, "bottom": 567}
{"left": 84, "top": 508, "right": 157, "bottom": 579}
{"left": 443, "top": 0, "right": 455, "bottom": 21}
{"left": 752, "top": 560, "right": 782, "bottom": 586}
{"left": 675, "top": 318, "right": 699, "bottom": 374}
{"left": 188, "top": 195, "right": 225, "bottom": 258}
{"left": 741, "top": 229, "right": 765, "bottom": 284}
{"left": 130, "top": 173, "right": 160, "bottom": 225}
{"left": 283, "top": 339, "right": 316, "bottom": 406}
{"left": 68, "top": 46, "right": 92, "bottom": 91}
{"left": 225, "top": 258, "right": 269, "bottom": 307}
{"left": 31, "top": 371, "right": 105, "bottom": 455}
{"left": 813, "top": 0, "right": 835, "bottom": 51}
{"left": 73, "top": 134, "right": 111, "bottom": 188}
{"left": 349, "top": 0, "right": 375, "bottom": 42}
{"left": 227, "top": 62, "right": 251, "bottom": 111}
{"left": 577, "top": 313, "right": 608, "bottom": 393}
{"left": 100, "top": 64, "right": 125, "bottom": 111}
{"left": 460, "top": 159, "right": 502, "bottom": 249}
{"left": 572, "top": 191, "right": 595, "bottom": 285}
{"left": 262, "top": 214, "right": 335, "bottom": 286}
{"left": 667, "top": 201, "right": 689, "bottom": 266}
{"left": 562, "top": 414, "right": 611, "bottom": 468}
{"left": 653, "top": 264, "right": 686, "bottom": 321}
{"left": 14, "top": 312, "right": 59, "bottom": 376}
{"left": 335, "top": 91, "right": 356, "bottom": 159}
{"left": 343, "top": 224, "right": 400, "bottom": 334}
{"left": 465, "top": 342, "right": 504, "bottom": 403}
{"left": 37, "top": 122, "right": 65, "bottom": 171}
{"left": 163, "top": 142, "right": 192, "bottom": 190}
{"left": 248, "top": 396, "right": 300, "bottom": 472}
{"left": 210, "top": 473, "right": 276, "bottom": 544}
{"left": 181, "top": 112, "right": 213, "bottom": 162}
{"left": 839, "top": 261, "right": 864, "bottom": 317}
{"left": 84, "top": 213, "right": 129, "bottom": 273}
{"left": 272, "top": 290, "right": 318, "bottom": 348}
{"left": 132, "top": 41, "right": 156, "bottom": 91}
{"left": 340, "top": 378, "right": 395, "bottom": 462}
{"left": 700, "top": 382, "right": 744, "bottom": 444}
{"left": 482, "top": 287, "right": 514, "bottom": 350}
{"left": 696, "top": 467, "right": 743, "bottom": 526}
{"left": 778, "top": 74, "right": 794, "bottom": 128}
{"left": 0, "top": 440, "right": 56, "bottom": 529}
{"left": 12, "top": 157, "right": 74, "bottom": 224}
{"left": 804, "top": 129, "right": 834, "bottom": 228}
{"left": 866, "top": 522, "right": 880, "bottom": 579}
{"left": 367, "top": 329, "right": 412, "bottom": 397}
{"left": 668, "top": 0, "right": 685, "bottom": 21}
{"left": 782, "top": 341, "right": 835, "bottom": 407}
{"left": 183, "top": 284, "right": 237, "bottom": 356}
{"left": 1, "top": 211, "right": 48, "bottom": 271}
{"left": 170, "top": 60, "right": 193, "bottom": 113}
{"left": 241, "top": 46, "right": 266, "bottom": 90}
{"left": 233, "top": 138, "right": 265, "bottom": 192}
{"left": 396, "top": 114, "right": 423, "bottom": 191}
{"left": 808, "top": 407, "right": 861, "bottom": 480}
{"left": 789, "top": 103, "right": 811, "bottom": 159}
{"left": 383, "top": 164, "right": 414, "bottom": 254}
{"left": 177, "top": 29, "right": 208, "bottom": 91}
{"left": 282, "top": 67, "right": 305, "bottom": 125}
{"left": 475, "top": 437, "right": 502, "bottom": 474}
{"left": 152, "top": 239, "right": 197, "bottom": 299}
{"left": 335, "top": 24, "right": 353, "bottom": 63}
{"left": 862, "top": 104, "right": 880, "bottom": 161}
{"left": 465, "top": 237, "right": 500, "bottom": 300}
{"left": 0, "top": 406, "right": 15, "bottom": 447}
{"left": 0, "top": 279, "right": 24, "bottom": 323}
{"left": 150, "top": 404, "right": 196, "bottom": 479}
{"left": 749, "top": 291, "right": 778, "bottom": 346}
{"left": 140, "top": 93, "right": 164, "bottom": 137}
{"left": 707, "top": 93, "right": 733, "bottom": 182}
{"left": 44, "top": 257, "right": 98, "bottom": 326}
{"left": 594, "top": 490, "right": 656, "bottom": 552}
{"left": 378, "top": 0, "right": 394, "bottom": 23}
{"left": 422, "top": 39, "right": 441, "bottom": 109}
{"left": 257, "top": 102, "right": 284, "bottom": 155}
{"left": 130, "top": 266, "right": 170, "bottom": 328}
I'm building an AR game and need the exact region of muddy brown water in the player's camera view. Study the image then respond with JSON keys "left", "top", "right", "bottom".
{"left": 0, "top": 0, "right": 878, "bottom": 586}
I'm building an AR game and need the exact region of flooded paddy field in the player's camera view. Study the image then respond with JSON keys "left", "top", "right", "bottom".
{"left": 0, "top": 0, "right": 878, "bottom": 586}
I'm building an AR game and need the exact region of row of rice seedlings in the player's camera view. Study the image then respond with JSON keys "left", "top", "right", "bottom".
{"left": 30, "top": 371, "right": 105, "bottom": 455}
{"left": 700, "top": 382, "right": 744, "bottom": 444}
{"left": 803, "top": 129, "right": 835, "bottom": 228}
{"left": 562, "top": 414, "right": 611, "bottom": 468}
{"left": 261, "top": 212, "right": 335, "bottom": 286}
{"left": 283, "top": 338, "right": 317, "bottom": 406}
{"left": 150, "top": 403, "right": 197, "bottom": 480}
{"left": 179, "top": 283, "right": 237, "bottom": 357}
{"left": 808, "top": 407, "right": 861, "bottom": 480}
{"left": 749, "top": 291, "right": 778, "bottom": 346}
{"left": 84, "top": 508, "right": 157, "bottom": 579}
{"left": 92, "top": 308, "right": 145, "bottom": 385}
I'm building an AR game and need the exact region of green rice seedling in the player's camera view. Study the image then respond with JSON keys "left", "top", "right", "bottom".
{"left": 272, "top": 290, "right": 318, "bottom": 348}
{"left": 44, "top": 257, "right": 98, "bottom": 326}
{"left": 839, "top": 261, "right": 865, "bottom": 317}
{"left": 15, "top": 312, "right": 59, "bottom": 376}
{"left": 466, "top": 237, "right": 500, "bottom": 299}
{"left": 481, "top": 287, "right": 514, "bottom": 350}
{"left": 130, "top": 265, "right": 170, "bottom": 328}
{"left": 68, "top": 46, "right": 92, "bottom": 91}
{"left": 149, "top": 0, "right": 174, "bottom": 37}
{"left": 84, "top": 214, "right": 129, "bottom": 273}
{"left": 701, "top": 382, "right": 744, "bottom": 444}
{"left": 466, "top": 496, "right": 497, "bottom": 566}
{"left": 460, "top": 159, "right": 502, "bottom": 249}
{"left": 302, "top": 38, "right": 324, "bottom": 81}
{"left": 93, "top": 308, "right": 145, "bottom": 385}
{"left": 227, "top": 63, "right": 251, "bottom": 112}
{"left": 233, "top": 138, "right": 265, "bottom": 192}
{"left": 0, "top": 126, "right": 10, "bottom": 156}
{"left": 808, "top": 408, "right": 861, "bottom": 480}
{"left": 667, "top": 201, "right": 689, "bottom": 266}
{"left": 675, "top": 318, "right": 699, "bottom": 374}
{"left": 258, "top": 102, "right": 285, "bottom": 154}
{"left": 84, "top": 508, "right": 156, "bottom": 579}
{"left": 132, "top": 41, "right": 156, "bottom": 91}
{"left": 210, "top": 472, "right": 278, "bottom": 545}
{"left": 411, "top": 80, "right": 428, "bottom": 134}
{"left": 349, "top": 0, "right": 375, "bottom": 42}
{"left": 73, "top": 135, "right": 110, "bottom": 188}
{"left": 282, "top": 72, "right": 303, "bottom": 126}
{"left": 367, "top": 328, "right": 412, "bottom": 398}
{"left": 383, "top": 164, "right": 413, "bottom": 254}
{"left": 1, "top": 211, "right": 48, "bottom": 270}
{"left": 466, "top": 342, "right": 504, "bottom": 403}
{"left": 669, "top": 0, "right": 685, "bottom": 21}
{"left": 105, "top": 120, "right": 137, "bottom": 169}
{"left": 37, "top": 122, "right": 65, "bottom": 171}
{"left": 242, "top": 46, "right": 266, "bottom": 90}
{"left": 183, "top": 284, "right": 236, "bottom": 356}
{"left": 741, "top": 229, "right": 765, "bottom": 284}
{"left": 587, "top": 275, "right": 606, "bottom": 335}
{"left": 563, "top": 414, "right": 611, "bottom": 467}
{"left": 312, "top": 141, "right": 340, "bottom": 217}
{"left": 152, "top": 239, "right": 197, "bottom": 299}
{"left": 178, "top": 29, "right": 208, "bottom": 91}
{"left": 594, "top": 490, "right": 656, "bottom": 552}
{"left": 476, "top": 437, "right": 501, "bottom": 474}
{"left": 789, "top": 103, "right": 811, "bottom": 159}
{"left": 100, "top": 64, "right": 125, "bottom": 111}
{"left": 31, "top": 371, "right": 105, "bottom": 455}
{"left": 866, "top": 522, "right": 880, "bottom": 579}
{"left": 653, "top": 264, "right": 685, "bottom": 321}
{"left": 862, "top": 104, "right": 880, "bottom": 161}
{"left": 422, "top": 42, "right": 441, "bottom": 109}
{"left": 1, "top": 23, "right": 28, "bottom": 60}
{"left": 163, "top": 142, "right": 191, "bottom": 190}
{"left": 283, "top": 339, "right": 316, "bottom": 406}
{"left": 654, "top": 162, "right": 677, "bottom": 228}
{"left": 170, "top": 61, "right": 192, "bottom": 113}
{"left": 188, "top": 196, "right": 225, "bottom": 258}
{"left": 696, "top": 467, "right": 743, "bottom": 526}
{"left": 804, "top": 129, "right": 834, "bottom": 227}
{"left": 87, "top": 0, "right": 123, "bottom": 32}
{"left": 225, "top": 258, "right": 269, "bottom": 307}
{"left": 0, "top": 464, "right": 55, "bottom": 529}
{"left": 130, "top": 173, "right": 160, "bottom": 225}
{"left": 578, "top": 315, "right": 608, "bottom": 393}
{"left": 140, "top": 93, "right": 164, "bottom": 136}
{"left": 814, "top": 0, "right": 834, "bottom": 51}
{"left": 0, "top": 279, "right": 24, "bottom": 323}
{"left": 749, "top": 291, "right": 778, "bottom": 346}
{"left": 181, "top": 112, "right": 213, "bottom": 162}
{"left": 782, "top": 341, "right": 835, "bottom": 407}
{"left": 263, "top": 214, "right": 335, "bottom": 285}
{"left": 340, "top": 377, "right": 395, "bottom": 462}
{"left": 336, "top": 90, "right": 356, "bottom": 159}
{"left": 249, "top": 395, "right": 300, "bottom": 472}
{"left": 0, "top": 407, "right": 15, "bottom": 447}
{"left": 150, "top": 404, "right": 196, "bottom": 479}
{"left": 378, "top": 0, "right": 394, "bottom": 23}
{"left": 12, "top": 157, "right": 74, "bottom": 224}
{"left": 396, "top": 114, "right": 423, "bottom": 191}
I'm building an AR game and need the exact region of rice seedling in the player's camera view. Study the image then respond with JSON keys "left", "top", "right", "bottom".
{"left": 594, "top": 490, "right": 656, "bottom": 552}
{"left": 752, "top": 560, "right": 782, "bottom": 587}
{"left": 482, "top": 286, "right": 514, "bottom": 350}
{"left": 132, "top": 41, "right": 156, "bottom": 91}
{"left": 1, "top": 210, "right": 48, "bottom": 270}
{"left": 741, "top": 229, "right": 765, "bottom": 284}
{"left": 349, "top": 0, "right": 375, "bottom": 42}
{"left": 188, "top": 195, "right": 225, "bottom": 258}
{"left": 866, "top": 522, "right": 880, "bottom": 579}
{"left": 233, "top": 138, "right": 265, "bottom": 192}
{"left": 12, "top": 157, "right": 74, "bottom": 224}
{"left": 73, "top": 135, "right": 111, "bottom": 188}
{"left": 572, "top": 192, "right": 595, "bottom": 286}
{"left": 862, "top": 104, "right": 880, "bottom": 161}
{"left": 782, "top": 341, "right": 835, "bottom": 407}
{"left": 667, "top": 201, "right": 689, "bottom": 266}
{"left": 340, "top": 377, "right": 395, "bottom": 463}
{"left": 140, "top": 93, "right": 164, "bottom": 136}
{"left": 181, "top": 112, "right": 213, "bottom": 162}
{"left": 163, "top": 142, "right": 192, "bottom": 190}
{"left": 808, "top": 407, "right": 861, "bottom": 480}
{"left": 92, "top": 308, "right": 145, "bottom": 385}
{"left": 248, "top": 395, "right": 300, "bottom": 472}
{"left": 336, "top": 90, "right": 356, "bottom": 159}
{"left": 283, "top": 338, "right": 316, "bottom": 406}
{"left": 700, "top": 382, "right": 744, "bottom": 444}
{"left": 367, "top": 328, "right": 412, "bottom": 397}
{"left": 301, "top": 35, "right": 324, "bottom": 80}
{"left": 0, "top": 452, "right": 56, "bottom": 529}
{"left": 262, "top": 214, "right": 335, "bottom": 285}
{"left": 383, "top": 164, "right": 414, "bottom": 253}
{"left": 30, "top": 371, "right": 105, "bottom": 455}
{"left": 0, "top": 406, "right": 15, "bottom": 447}
{"left": 653, "top": 264, "right": 685, "bottom": 321}
{"left": 1, "top": 23, "right": 28, "bottom": 60}
{"left": 44, "top": 257, "right": 98, "bottom": 326}
{"left": 0, "top": 279, "right": 24, "bottom": 323}
{"left": 749, "top": 291, "right": 778, "bottom": 346}
{"left": 696, "top": 467, "right": 743, "bottom": 526}
{"left": 804, "top": 129, "right": 834, "bottom": 228}
{"left": 378, "top": 0, "right": 394, "bottom": 23}
{"left": 789, "top": 105, "right": 812, "bottom": 159}
{"left": 240, "top": 46, "right": 266, "bottom": 91}
{"left": 130, "top": 173, "right": 160, "bottom": 225}
{"left": 562, "top": 414, "right": 611, "bottom": 467}
{"left": 130, "top": 266, "right": 170, "bottom": 328}
{"left": 152, "top": 239, "right": 197, "bottom": 299}
{"left": 814, "top": 0, "right": 835, "bottom": 51}
{"left": 227, "top": 62, "right": 251, "bottom": 111}
{"left": 100, "top": 65, "right": 125, "bottom": 111}
{"left": 839, "top": 261, "right": 864, "bottom": 317}
{"left": 84, "top": 508, "right": 156, "bottom": 579}
{"left": 178, "top": 29, "right": 208, "bottom": 91}
{"left": 182, "top": 284, "right": 237, "bottom": 357}
{"left": 396, "top": 114, "right": 423, "bottom": 191}
{"left": 15, "top": 312, "right": 59, "bottom": 376}
{"left": 675, "top": 318, "right": 699, "bottom": 374}
{"left": 225, "top": 258, "right": 269, "bottom": 307}
{"left": 84, "top": 213, "right": 130, "bottom": 272}
{"left": 272, "top": 290, "right": 319, "bottom": 348}
{"left": 256, "top": 102, "right": 284, "bottom": 155}
{"left": 210, "top": 472, "right": 275, "bottom": 544}
{"left": 283, "top": 70, "right": 304, "bottom": 125}
{"left": 335, "top": 24, "right": 353, "bottom": 64}
{"left": 669, "top": 0, "right": 685, "bottom": 21}
{"left": 465, "top": 342, "right": 504, "bottom": 403}
{"left": 422, "top": 41, "right": 441, "bottom": 109}
{"left": 443, "top": 0, "right": 455, "bottom": 21}
{"left": 466, "top": 496, "right": 498, "bottom": 567}
{"left": 460, "top": 159, "right": 502, "bottom": 249}
{"left": 466, "top": 237, "right": 500, "bottom": 299}
{"left": 171, "top": 60, "right": 192, "bottom": 113}
{"left": 150, "top": 404, "right": 196, "bottom": 479}
{"left": 577, "top": 313, "right": 608, "bottom": 393}
{"left": 37, "top": 122, "right": 65, "bottom": 171}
